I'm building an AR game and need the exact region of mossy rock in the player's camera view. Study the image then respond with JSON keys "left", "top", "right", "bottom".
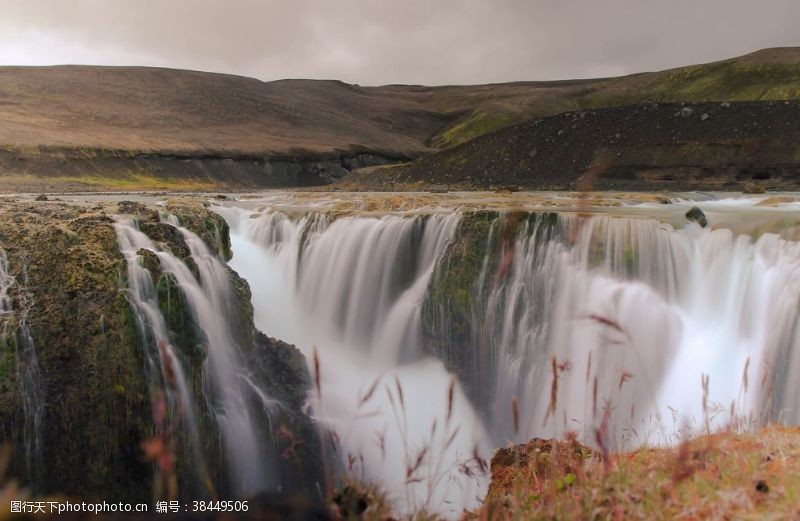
{"left": 138, "top": 221, "right": 191, "bottom": 259}
{"left": 248, "top": 332, "right": 325, "bottom": 495}
{"left": 0, "top": 203, "right": 153, "bottom": 499}
{"left": 421, "top": 211, "right": 560, "bottom": 407}
{"left": 422, "top": 211, "right": 499, "bottom": 354}
{"left": 156, "top": 273, "right": 207, "bottom": 363}
{"left": 0, "top": 199, "right": 325, "bottom": 502}
{"left": 164, "top": 206, "right": 232, "bottom": 261}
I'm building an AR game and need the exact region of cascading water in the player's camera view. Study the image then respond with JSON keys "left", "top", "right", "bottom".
{"left": 214, "top": 198, "right": 800, "bottom": 515}
{"left": 467, "top": 213, "right": 800, "bottom": 447}
{"left": 0, "top": 250, "right": 44, "bottom": 488}
{"left": 114, "top": 216, "right": 278, "bottom": 498}
{"left": 114, "top": 223, "right": 209, "bottom": 492}
{"left": 217, "top": 207, "right": 490, "bottom": 516}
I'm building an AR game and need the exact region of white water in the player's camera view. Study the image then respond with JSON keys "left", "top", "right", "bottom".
{"left": 218, "top": 207, "right": 490, "bottom": 516}
{"left": 0, "top": 251, "right": 11, "bottom": 314}
{"left": 475, "top": 214, "right": 800, "bottom": 448}
{"left": 114, "top": 222, "right": 208, "bottom": 486}
{"left": 115, "top": 217, "right": 277, "bottom": 497}
{"left": 0, "top": 250, "right": 44, "bottom": 487}
{"left": 215, "top": 201, "right": 800, "bottom": 515}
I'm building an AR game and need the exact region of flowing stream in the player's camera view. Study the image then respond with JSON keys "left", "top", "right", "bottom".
{"left": 456, "top": 212, "right": 800, "bottom": 446}
{"left": 216, "top": 208, "right": 489, "bottom": 515}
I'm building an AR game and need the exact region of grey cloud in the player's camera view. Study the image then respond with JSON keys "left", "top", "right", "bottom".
{"left": 0, "top": 0, "right": 798, "bottom": 85}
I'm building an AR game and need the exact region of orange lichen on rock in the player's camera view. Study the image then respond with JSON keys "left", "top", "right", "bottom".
{"left": 475, "top": 426, "right": 800, "bottom": 520}
{"left": 486, "top": 437, "right": 593, "bottom": 499}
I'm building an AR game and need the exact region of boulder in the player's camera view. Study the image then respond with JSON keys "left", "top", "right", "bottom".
{"left": 488, "top": 438, "right": 593, "bottom": 499}
{"left": 744, "top": 183, "right": 767, "bottom": 194}
{"left": 685, "top": 206, "right": 708, "bottom": 227}
{"left": 117, "top": 200, "right": 148, "bottom": 214}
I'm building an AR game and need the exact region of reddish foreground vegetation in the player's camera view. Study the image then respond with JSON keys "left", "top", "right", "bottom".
{"left": 470, "top": 426, "right": 800, "bottom": 520}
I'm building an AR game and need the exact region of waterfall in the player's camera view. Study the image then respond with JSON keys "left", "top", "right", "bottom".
{"left": 468, "top": 213, "right": 800, "bottom": 448}
{"left": 114, "top": 223, "right": 209, "bottom": 491}
{"left": 215, "top": 201, "right": 800, "bottom": 514}
{"left": 218, "top": 207, "right": 489, "bottom": 516}
{"left": 114, "top": 216, "right": 278, "bottom": 498}
{"left": 0, "top": 251, "right": 45, "bottom": 488}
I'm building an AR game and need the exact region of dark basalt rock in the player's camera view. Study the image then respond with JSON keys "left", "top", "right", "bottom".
{"left": 332, "top": 486, "right": 369, "bottom": 520}
{"left": 249, "top": 332, "right": 326, "bottom": 496}
{"left": 685, "top": 206, "right": 708, "bottom": 227}
{"left": 347, "top": 101, "right": 800, "bottom": 192}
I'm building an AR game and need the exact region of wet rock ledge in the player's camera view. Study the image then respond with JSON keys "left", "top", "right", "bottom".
{"left": 0, "top": 197, "right": 320, "bottom": 501}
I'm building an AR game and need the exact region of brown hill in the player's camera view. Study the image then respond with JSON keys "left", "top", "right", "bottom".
{"left": 0, "top": 67, "right": 446, "bottom": 156}
{"left": 0, "top": 47, "right": 799, "bottom": 191}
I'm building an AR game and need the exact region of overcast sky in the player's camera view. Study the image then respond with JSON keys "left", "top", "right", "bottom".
{"left": 1, "top": 0, "right": 798, "bottom": 85}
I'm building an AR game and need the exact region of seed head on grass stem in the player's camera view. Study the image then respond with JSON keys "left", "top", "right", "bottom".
{"left": 312, "top": 347, "right": 321, "bottom": 401}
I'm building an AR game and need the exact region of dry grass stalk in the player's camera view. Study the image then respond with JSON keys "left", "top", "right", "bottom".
{"left": 512, "top": 397, "right": 520, "bottom": 435}
{"left": 313, "top": 347, "right": 322, "bottom": 400}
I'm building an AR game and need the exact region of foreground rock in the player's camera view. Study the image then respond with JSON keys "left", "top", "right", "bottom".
{"left": 478, "top": 427, "right": 800, "bottom": 519}
{"left": 486, "top": 438, "right": 593, "bottom": 499}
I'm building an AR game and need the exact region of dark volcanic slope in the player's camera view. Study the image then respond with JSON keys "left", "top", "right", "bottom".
{"left": 346, "top": 101, "right": 800, "bottom": 191}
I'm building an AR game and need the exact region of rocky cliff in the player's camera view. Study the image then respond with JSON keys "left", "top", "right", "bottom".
{"left": 0, "top": 198, "right": 321, "bottom": 501}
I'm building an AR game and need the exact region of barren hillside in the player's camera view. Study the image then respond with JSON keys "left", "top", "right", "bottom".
{"left": 0, "top": 47, "right": 798, "bottom": 191}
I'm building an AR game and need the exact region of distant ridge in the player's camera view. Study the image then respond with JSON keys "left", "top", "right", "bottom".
{"left": 0, "top": 47, "right": 798, "bottom": 191}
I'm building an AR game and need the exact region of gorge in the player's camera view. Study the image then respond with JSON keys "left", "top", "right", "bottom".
{"left": 215, "top": 192, "right": 800, "bottom": 514}
{"left": 3, "top": 191, "right": 800, "bottom": 516}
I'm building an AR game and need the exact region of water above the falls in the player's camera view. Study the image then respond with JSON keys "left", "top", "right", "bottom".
{"left": 215, "top": 195, "right": 800, "bottom": 515}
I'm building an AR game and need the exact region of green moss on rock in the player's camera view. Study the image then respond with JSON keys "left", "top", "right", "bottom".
{"left": 421, "top": 211, "right": 560, "bottom": 407}
{"left": 0, "top": 206, "right": 153, "bottom": 499}
{"left": 422, "top": 211, "right": 499, "bottom": 375}
{"left": 0, "top": 199, "right": 325, "bottom": 502}
{"left": 156, "top": 273, "right": 207, "bottom": 362}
